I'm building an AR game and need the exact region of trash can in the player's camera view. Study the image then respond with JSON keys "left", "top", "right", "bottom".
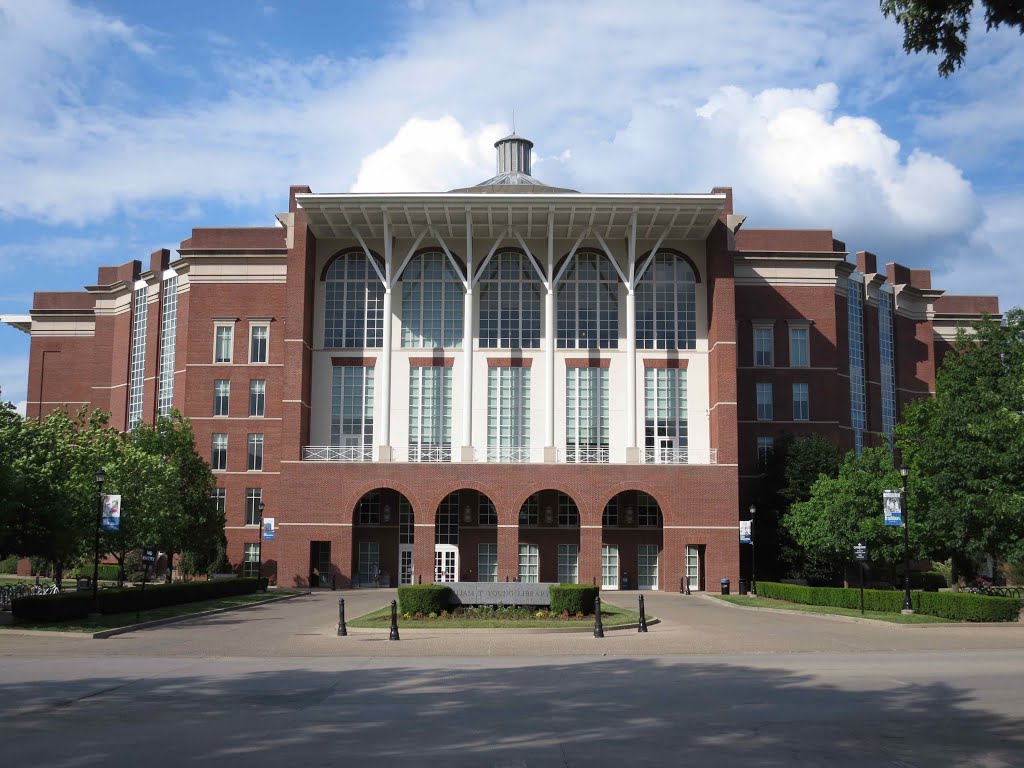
{"left": 738, "top": 580, "right": 749, "bottom": 595}
{"left": 720, "top": 578, "right": 730, "bottom": 595}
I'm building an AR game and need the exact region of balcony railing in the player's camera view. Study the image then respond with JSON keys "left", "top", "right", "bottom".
{"left": 563, "top": 446, "right": 610, "bottom": 464}
{"left": 642, "top": 447, "right": 718, "bottom": 465}
{"left": 393, "top": 445, "right": 452, "bottom": 463}
{"left": 303, "top": 445, "right": 373, "bottom": 462}
{"left": 477, "top": 447, "right": 543, "bottom": 463}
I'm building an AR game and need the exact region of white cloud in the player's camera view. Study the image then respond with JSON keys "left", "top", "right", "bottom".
{"left": 14, "top": 400, "right": 26, "bottom": 417}
{"left": 0, "top": 354, "right": 28, "bottom": 410}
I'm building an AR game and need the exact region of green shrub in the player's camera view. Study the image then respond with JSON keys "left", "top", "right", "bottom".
{"left": 0, "top": 555, "right": 18, "bottom": 574}
{"left": 549, "top": 584, "right": 599, "bottom": 615}
{"left": 756, "top": 582, "right": 1020, "bottom": 622}
{"left": 397, "top": 584, "right": 451, "bottom": 615}
{"left": 12, "top": 577, "right": 263, "bottom": 622}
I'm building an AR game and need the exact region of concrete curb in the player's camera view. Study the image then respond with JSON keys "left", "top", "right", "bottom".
{"left": 92, "top": 592, "right": 308, "bottom": 639}
{"left": 343, "top": 617, "right": 661, "bottom": 635}
{"left": 705, "top": 594, "right": 1023, "bottom": 628}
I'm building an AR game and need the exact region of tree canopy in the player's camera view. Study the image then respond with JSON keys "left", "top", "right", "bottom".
{"left": 881, "top": 0, "right": 1024, "bottom": 76}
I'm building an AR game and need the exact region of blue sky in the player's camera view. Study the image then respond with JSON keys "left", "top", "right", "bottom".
{"left": 2, "top": 0, "right": 1022, "bottom": 413}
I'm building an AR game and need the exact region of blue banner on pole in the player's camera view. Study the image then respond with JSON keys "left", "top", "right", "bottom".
{"left": 101, "top": 494, "right": 121, "bottom": 531}
{"left": 739, "top": 519, "right": 752, "bottom": 544}
{"left": 883, "top": 490, "right": 902, "bottom": 526}
{"left": 262, "top": 518, "right": 275, "bottom": 541}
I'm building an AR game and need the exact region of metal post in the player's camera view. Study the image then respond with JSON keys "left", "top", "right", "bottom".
{"left": 900, "top": 465, "right": 913, "bottom": 613}
{"left": 337, "top": 597, "right": 347, "bottom": 637}
{"left": 389, "top": 599, "right": 400, "bottom": 641}
{"left": 256, "top": 499, "right": 265, "bottom": 587}
{"left": 859, "top": 562, "right": 865, "bottom": 616}
{"left": 593, "top": 595, "right": 604, "bottom": 638}
{"left": 749, "top": 504, "right": 757, "bottom": 596}
{"left": 92, "top": 470, "right": 106, "bottom": 614}
{"left": 638, "top": 594, "right": 648, "bottom": 633}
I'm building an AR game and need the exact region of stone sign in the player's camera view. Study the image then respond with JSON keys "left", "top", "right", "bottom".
{"left": 446, "top": 581, "right": 557, "bottom": 606}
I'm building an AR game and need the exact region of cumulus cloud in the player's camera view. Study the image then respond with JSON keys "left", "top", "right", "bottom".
{"left": 0, "top": 354, "right": 28, "bottom": 411}
{"left": 14, "top": 400, "right": 26, "bottom": 417}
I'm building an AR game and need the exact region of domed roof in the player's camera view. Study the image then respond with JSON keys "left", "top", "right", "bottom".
{"left": 449, "top": 133, "right": 577, "bottom": 194}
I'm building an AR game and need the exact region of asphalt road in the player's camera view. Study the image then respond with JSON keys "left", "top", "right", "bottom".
{"left": 1, "top": 592, "right": 1022, "bottom": 767}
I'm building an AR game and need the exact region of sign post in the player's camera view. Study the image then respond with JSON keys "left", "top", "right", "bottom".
{"left": 138, "top": 546, "right": 158, "bottom": 624}
{"left": 853, "top": 542, "right": 868, "bottom": 615}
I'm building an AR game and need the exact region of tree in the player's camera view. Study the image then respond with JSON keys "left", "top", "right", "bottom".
{"left": 784, "top": 448, "right": 920, "bottom": 585}
{"left": 0, "top": 391, "right": 26, "bottom": 558}
{"left": 897, "top": 309, "right": 1024, "bottom": 585}
{"left": 881, "top": 0, "right": 1024, "bottom": 76}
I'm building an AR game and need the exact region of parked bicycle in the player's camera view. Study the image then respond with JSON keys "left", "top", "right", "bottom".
{"left": 0, "top": 581, "right": 61, "bottom": 610}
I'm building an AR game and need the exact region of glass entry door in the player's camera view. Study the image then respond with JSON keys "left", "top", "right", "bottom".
{"left": 686, "top": 545, "right": 704, "bottom": 591}
{"left": 601, "top": 544, "right": 619, "bottom": 589}
{"left": 638, "top": 544, "right": 658, "bottom": 590}
{"left": 399, "top": 544, "right": 414, "bottom": 585}
{"left": 434, "top": 545, "right": 458, "bottom": 583}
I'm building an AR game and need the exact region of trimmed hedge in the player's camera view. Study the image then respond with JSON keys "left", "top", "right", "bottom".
{"left": 0, "top": 555, "right": 18, "bottom": 574}
{"left": 549, "top": 584, "right": 599, "bottom": 615}
{"left": 756, "top": 581, "right": 1021, "bottom": 622}
{"left": 397, "top": 584, "right": 452, "bottom": 615}
{"left": 12, "top": 577, "right": 265, "bottom": 623}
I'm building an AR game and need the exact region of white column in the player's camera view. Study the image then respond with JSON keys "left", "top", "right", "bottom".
{"left": 461, "top": 210, "right": 474, "bottom": 462}
{"left": 625, "top": 212, "right": 639, "bottom": 462}
{"left": 379, "top": 214, "right": 394, "bottom": 461}
{"left": 544, "top": 211, "right": 556, "bottom": 460}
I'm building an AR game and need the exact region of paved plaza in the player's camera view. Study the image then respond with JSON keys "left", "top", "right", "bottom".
{"left": 1, "top": 592, "right": 1023, "bottom": 766}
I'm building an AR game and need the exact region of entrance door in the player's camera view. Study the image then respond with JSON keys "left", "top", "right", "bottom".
{"left": 601, "top": 544, "right": 619, "bottom": 590}
{"left": 434, "top": 545, "right": 458, "bottom": 583}
{"left": 399, "top": 544, "right": 414, "bottom": 585}
{"left": 657, "top": 438, "right": 674, "bottom": 463}
{"left": 310, "top": 541, "right": 331, "bottom": 587}
{"left": 686, "top": 545, "right": 705, "bottom": 592}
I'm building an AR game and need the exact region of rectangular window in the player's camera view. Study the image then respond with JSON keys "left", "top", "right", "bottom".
{"left": 359, "top": 493, "right": 380, "bottom": 525}
{"left": 213, "top": 380, "right": 230, "bottom": 416}
{"left": 245, "top": 488, "right": 262, "bottom": 525}
{"left": 518, "top": 544, "right": 539, "bottom": 583}
{"left": 601, "top": 544, "right": 619, "bottom": 589}
{"left": 128, "top": 284, "right": 148, "bottom": 428}
{"left": 638, "top": 493, "right": 659, "bottom": 527}
{"left": 753, "top": 324, "right": 773, "bottom": 367}
{"left": 557, "top": 494, "right": 579, "bottom": 527}
{"left": 602, "top": 497, "right": 618, "bottom": 527}
{"left": 486, "top": 366, "right": 531, "bottom": 462}
{"left": 331, "top": 366, "right": 374, "bottom": 455}
{"left": 557, "top": 544, "right": 579, "bottom": 584}
{"left": 478, "top": 543, "right": 498, "bottom": 583}
{"left": 519, "top": 494, "right": 538, "bottom": 526}
{"left": 644, "top": 367, "right": 688, "bottom": 462}
{"left": 789, "top": 325, "right": 809, "bottom": 367}
{"left": 358, "top": 542, "right": 380, "bottom": 586}
{"left": 157, "top": 275, "right": 178, "bottom": 416}
{"left": 756, "top": 382, "right": 773, "bottom": 421}
{"left": 686, "top": 545, "right": 703, "bottom": 591}
{"left": 211, "top": 487, "right": 226, "bottom": 514}
{"left": 479, "top": 497, "right": 497, "bottom": 526}
{"left": 249, "top": 380, "right": 266, "bottom": 417}
{"left": 242, "top": 542, "right": 260, "bottom": 578}
{"left": 214, "top": 323, "right": 233, "bottom": 363}
{"left": 879, "top": 289, "right": 897, "bottom": 445}
{"left": 848, "top": 277, "right": 867, "bottom": 455}
{"left": 566, "top": 367, "right": 609, "bottom": 463}
{"left": 408, "top": 366, "right": 452, "bottom": 461}
{"left": 250, "top": 323, "right": 269, "bottom": 364}
{"left": 792, "top": 383, "right": 809, "bottom": 421}
{"left": 399, "top": 498, "right": 413, "bottom": 544}
{"left": 638, "top": 544, "right": 659, "bottom": 590}
{"left": 757, "top": 436, "right": 775, "bottom": 470}
{"left": 211, "top": 433, "right": 227, "bottom": 470}
{"left": 247, "top": 433, "right": 264, "bottom": 471}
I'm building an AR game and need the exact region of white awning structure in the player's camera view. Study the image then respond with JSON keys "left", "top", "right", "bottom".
{"left": 0, "top": 314, "right": 31, "bottom": 334}
{"left": 294, "top": 192, "right": 727, "bottom": 243}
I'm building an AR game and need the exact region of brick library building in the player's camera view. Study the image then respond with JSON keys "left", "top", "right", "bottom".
{"left": 1, "top": 134, "right": 999, "bottom": 591}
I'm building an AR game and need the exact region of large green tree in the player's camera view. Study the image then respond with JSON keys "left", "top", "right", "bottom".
{"left": 897, "top": 309, "right": 1024, "bottom": 584}
{"left": 784, "top": 447, "right": 920, "bottom": 585}
{"left": 881, "top": 0, "right": 1024, "bottom": 76}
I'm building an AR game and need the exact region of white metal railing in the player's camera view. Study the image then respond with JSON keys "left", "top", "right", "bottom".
{"left": 303, "top": 445, "right": 373, "bottom": 462}
{"left": 563, "top": 446, "right": 610, "bottom": 464}
{"left": 393, "top": 445, "right": 453, "bottom": 463}
{"left": 642, "top": 447, "right": 718, "bottom": 465}
{"left": 477, "top": 447, "right": 543, "bottom": 463}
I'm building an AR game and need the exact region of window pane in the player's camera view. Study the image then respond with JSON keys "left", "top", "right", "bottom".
{"left": 250, "top": 324, "right": 268, "bottom": 363}
{"left": 325, "top": 253, "right": 385, "bottom": 348}
{"left": 636, "top": 253, "right": 696, "bottom": 350}
{"left": 249, "top": 380, "right": 266, "bottom": 417}
{"left": 215, "top": 325, "right": 233, "bottom": 363}
{"left": 214, "top": 380, "right": 230, "bottom": 416}
{"left": 247, "top": 434, "right": 264, "bottom": 471}
{"left": 479, "top": 251, "right": 541, "bottom": 349}
{"left": 211, "top": 433, "right": 227, "bottom": 470}
{"left": 556, "top": 251, "right": 619, "bottom": 349}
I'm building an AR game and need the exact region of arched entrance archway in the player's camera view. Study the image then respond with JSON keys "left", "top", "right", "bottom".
{"left": 351, "top": 488, "right": 414, "bottom": 588}
{"left": 433, "top": 489, "right": 498, "bottom": 582}
{"left": 601, "top": 491, "right": 664, "bottom": 590}
{"left": 517, "top": 490, "right": 581, "bottom": 584}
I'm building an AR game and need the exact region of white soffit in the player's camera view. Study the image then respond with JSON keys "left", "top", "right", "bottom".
{"left": 0, "top": 314, "right": 31, "bottom": 334}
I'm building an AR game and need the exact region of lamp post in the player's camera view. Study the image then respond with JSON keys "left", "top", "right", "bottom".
{"left": 899, "top": 464, "right": 913, "bottom": 613}
{"left": 749, "top": 504, "right": 757, "bottom": 595}
{"left": 256, "top": 499, "right": 266, "bottom": 582}
{"left": 92, "top": 468, "right": 107, "bottom": 613}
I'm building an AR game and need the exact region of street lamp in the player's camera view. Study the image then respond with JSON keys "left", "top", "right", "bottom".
{"left": 92, "top": 468, "right": 107, "bottom": 613}
{"left": 256, "top": 499, "right": 266, "bottom": 582}
{"left": 749, "top": 503, "right": 757, "bottom": 595}
{"left": 899, "top": 464, "right": 913, "bottom": 613}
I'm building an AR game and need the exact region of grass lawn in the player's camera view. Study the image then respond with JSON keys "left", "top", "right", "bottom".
{"left": 2, "top": 591, "right": 300, "bottom": 633}
{"left": 715, "top": 594, "right": 953, "bottom": 624}
{"left": 349, "top": 604, "right": 645, "bottom": 629}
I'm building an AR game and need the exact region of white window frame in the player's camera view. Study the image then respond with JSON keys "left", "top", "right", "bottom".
{"left": 214, "top": 322, "right": 234, "bottom": 364}
{"left": 408, "top": 366, "right": 453, "bottom": 462}
{"left": 478, "top": 250, "right": 542, "bottom": 349}
{"left": 128, "top": 283, "right": 148, "bottom": 428}
{"left": 400, "top": 250, "right": 464, "bottom": 349}
{"left": 247, "top": 433, "right": 264, "bottom": 471}
{"left": 753, "top": 322, "right": 774, "bottom": 367}
{"left": 245, "top": 487, "right": 262, "bottom": 526}
{"left": 486, "top": 366, "right": 531, "bottom": 462}
{"left": 756, "top": 382, "right": 773, "bottom": 421}
{"left": 788, "top": 322, "right": 810, "bottom": 368}
{"left": 792, "top": 383, "right": 809, "bottom": 421}
{"left": 566, "top": 367, "right": 609, "bottom": 463}
{"left": 331, "top": 366, "right": 374, "bottom": 452}
{"left": 635, "top": 252, "right": 697, "bottom": 350}
{"left": 213, "top": 379, "right": 230, "bottom": 417}
{"left": 249, "top": 379, "right": 266, "bottom": 417}
{"left": 644, "top": 367, "right": 688, "bottom": 461}
{"left": 601, "top": 544, "right": 619, "bottom": 589}
{"left": 478, "top": 543, "right": 498, "bottom": 583}
{"left": 211, "top": 487, "right": 226, "bottom": 514}
{"left": 324, "top": 252, "right": 385, "bottom": 349}
{"left": 211, "top": 433, "right": 227, "bottom": 471}
{"left": 157, "top": 274, "right": 178, "bottom": 417}
{"left": 557, "top": 544, "right": 579, "bottom": 584}
{"left": 556, "top": 249, "right": 619, "bottom": 350}
{"left": 242, "top": 542, "right": 261, "bottom": 578}
{"left": 358, "top": 542, "right": 380, "bottom": 586}
{"left": 518, "top": 543, "right": 539, "bottom": 583}
{"left": 638, "top": 544, "right": 659, "bottom": 590}
{"left": 249, "top": 322, "right": 269, "bottom": 364}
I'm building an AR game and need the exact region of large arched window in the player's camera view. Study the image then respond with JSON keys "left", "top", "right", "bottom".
{"left": 323, "top": 251, "right": 385, "bottom": 348}
{"left": 478, "top": 250, "right": 542, "bottom": 349}
{"left": 636, "top": 251, "right": 697, "bottom": 349}
{"left": 401, "top": 250, "right": 463, "bottom": 348}
{"left": 557, "top": 249, "right": 619, "bottom": 349}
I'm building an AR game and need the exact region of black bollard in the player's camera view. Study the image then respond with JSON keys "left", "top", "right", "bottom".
{"left": 638, "top": 594, "right": 648, "bottom": 633}
{"left": 593, "top": 594, "right": 604, "bottom": 638}
{"left": 337, "top": 597, "right": 347, "bottom": 636}
{"left": 389, "top": 599, "right": 400, "bottom": 641}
